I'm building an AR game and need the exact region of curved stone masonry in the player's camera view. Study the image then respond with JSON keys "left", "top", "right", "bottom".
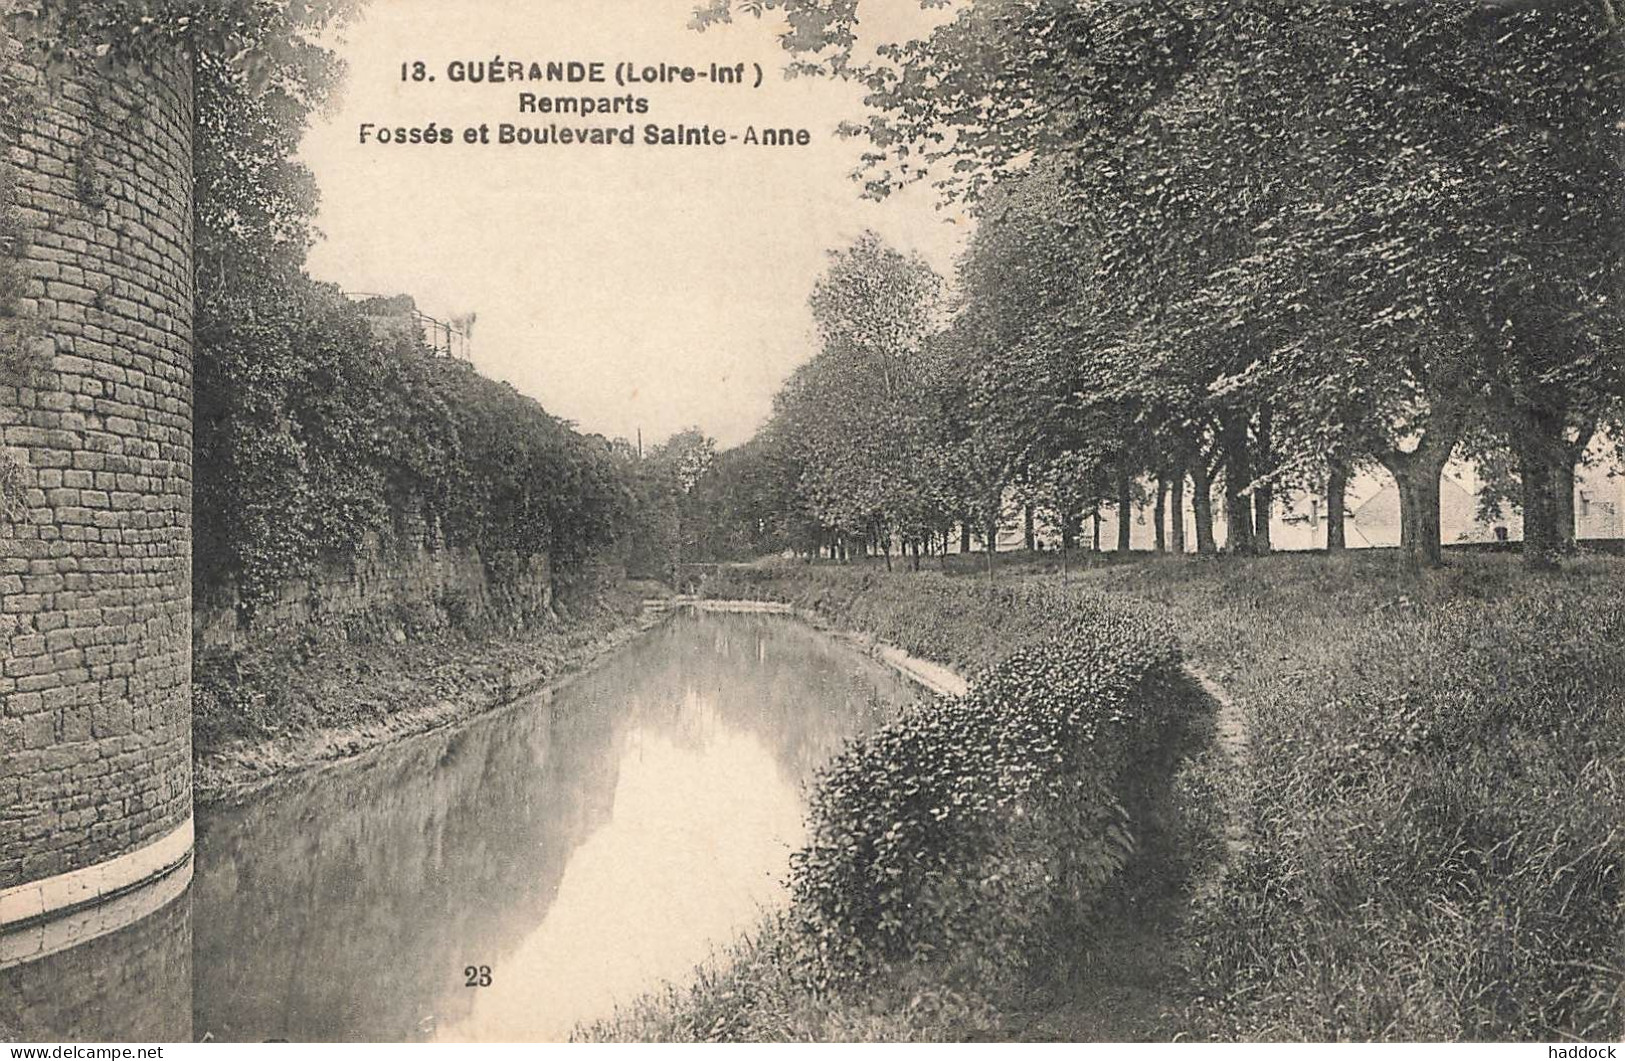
{"left": 0, "top": 815, "right": 192, "bottom": 969}
{"left": 0, "top": 36, "right": 196, "bottom": 932}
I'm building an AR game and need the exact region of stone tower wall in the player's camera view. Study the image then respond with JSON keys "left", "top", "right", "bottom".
{"left": 0, "top": 45, "right": 194, "bottom": 896}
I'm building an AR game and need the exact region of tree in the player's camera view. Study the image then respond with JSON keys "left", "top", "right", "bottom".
{"left": 771, "top": 232, "right": 948, "bottom": 567}
{"left": 707, "top": 0, "right": 1625, "bottom": 568}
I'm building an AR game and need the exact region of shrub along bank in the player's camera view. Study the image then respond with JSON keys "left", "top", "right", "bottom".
{"left": 581, "top": 566, "right": 1211, "bottom": 1040}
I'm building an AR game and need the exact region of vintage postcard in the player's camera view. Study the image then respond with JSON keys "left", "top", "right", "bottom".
{"left": 0, "top": 0, "right": 1622, "bottom": 1049}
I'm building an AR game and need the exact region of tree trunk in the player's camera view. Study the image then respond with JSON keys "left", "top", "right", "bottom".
{"left": 1556, "top": 459, "right": 1577, "bottom": 551}
{"left": 910, "top": 539, "right": 921, "bottom": 572}
{"left": 1154, "top": 476, "right": 1168, "bottom": 554}
{"left": 1191, "top": 468, "right": 1217, "bottom": 555}
{"left": 1024, "top": 504, "right": 1036, "bottom": 552}
{"left": 986, "top": 509, "right": 999, "bottom": 583}
{"left": 1252, "top": 479, "right": 1273, "bottom": 553}
{"left": 1518, "top": 409, "right": 1563, "bottom": 571}
{"left": 1384, "top": 443, "right": 1453, "bottom": 568}
{"left": 1116, "top": 464, "right": 1133, "bottom": 553}
{"left": 1170, "top": 470, "right": 1187, "bottom": 555}
{"left": 1221, "top": 416, "right": 1255, "bottom": 555}
{"left": 1062, "top": 510, "right": 1079, "bottom": 552}
{"left": 1252, "top": 408, "right": 1274, "bottom": 555}
{"left": 960, "top": 520, "right": 972, "bottom": 555}
{"left": 1395, "top": 466, "right": 1444, "bottom": 567}
{"left": 1092, "top": 510, "right": 1101, "bottom": 552}
{"left": 1327, "top": 462, "right": 1348, "bottom": 551}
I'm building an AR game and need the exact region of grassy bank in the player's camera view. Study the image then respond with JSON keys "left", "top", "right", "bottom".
{"left": 581, "top": 567, "right": 1214, "bottom": 1041}
{"left": 192, "top": 571, "right": 648, "bottom": 805}
{"left": 1064, "top": 552, "right": 1625, "bottom": 1041}
{"left": 588, "top": 553, "right": 1623, "bottom": 1041}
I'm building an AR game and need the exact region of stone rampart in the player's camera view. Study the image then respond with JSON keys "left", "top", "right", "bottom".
{"left": 0, "top": 45, "right": 195, "bottom": 897}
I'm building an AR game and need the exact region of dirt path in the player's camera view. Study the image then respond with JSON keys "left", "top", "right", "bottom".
{"left": 1182, "top": 664, "right": 1252, "bottom": 902}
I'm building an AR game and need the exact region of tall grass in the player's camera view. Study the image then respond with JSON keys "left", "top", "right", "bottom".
{"left": 1075, "top": 553, "right": 1625, "bottom": 1041}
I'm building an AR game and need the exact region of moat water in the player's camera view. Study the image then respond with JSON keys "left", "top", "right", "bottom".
{"left": 1, "top": 612, "right": 920, "bottom": 1042}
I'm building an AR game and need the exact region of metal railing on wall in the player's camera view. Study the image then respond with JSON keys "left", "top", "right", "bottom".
{"left": 345, "top": 292, "right": 473, "bottom": 360}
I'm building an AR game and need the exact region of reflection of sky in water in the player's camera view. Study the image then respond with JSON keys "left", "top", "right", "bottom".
{"left": 437, "top": 696, "right": 802, "bottom": 1041}
{"left": 173, "top": 613, "right": 919, "bottom": 1043}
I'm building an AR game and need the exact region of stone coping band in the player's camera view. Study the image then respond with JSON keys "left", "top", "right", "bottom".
{"left": 0, "top": 816, "right": 194, "bottom": 946}
{"left": 0, "top": 853, "right": 192, "bottom": 971}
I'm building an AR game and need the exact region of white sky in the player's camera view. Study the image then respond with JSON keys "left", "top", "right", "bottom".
{"left": 299, "top": 0, "right": 968, "bottom": 448}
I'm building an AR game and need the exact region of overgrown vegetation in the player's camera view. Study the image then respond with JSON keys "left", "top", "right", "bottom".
{"left": 1065, "top": 553, "right": 1625, "bottom": 1041}
{"left": 790, "top": 615, "right": 1180, "bottom": 985}
{"left": 583, "top": 565, "right": 1210, "bottom": 1040}
{"left": 192, "top": 568, "right": 640, "bottom": 772}
{"left": 193, "top": 280, "right": 631, "bottom": 612}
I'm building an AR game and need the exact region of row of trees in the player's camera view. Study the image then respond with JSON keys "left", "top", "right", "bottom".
{"left": 695, "top": 0, "right": 1625, "bottom": 570}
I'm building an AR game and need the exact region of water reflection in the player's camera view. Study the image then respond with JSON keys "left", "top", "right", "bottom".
{"left": 0, "top": 885, "right": 192, "bottom": 1042}
{"left": 435, "top": 707, "right": 800, "bottom": 1041}
{"left": 188, "top": 612, "right": 918, "bottom": 1042}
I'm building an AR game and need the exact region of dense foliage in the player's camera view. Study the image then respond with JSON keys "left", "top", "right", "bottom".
{"left": 4, "top": 0, "right": 357, "bottom": 88}
{"left": 694, "top": 0, "right": 1625, "bottom": 570}
{"left": 194, "top": 282, "right": 630, "bottom": 611}
{"left": 610, "top": 428, "right": 720, "bottom": 579}
{"left": 792, "top": 620, "right": 1178, "bottom": 984}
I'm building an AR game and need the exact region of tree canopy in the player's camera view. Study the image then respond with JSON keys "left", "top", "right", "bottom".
{"left": 691, "top": 0, "right": 1625, "bottom": 568}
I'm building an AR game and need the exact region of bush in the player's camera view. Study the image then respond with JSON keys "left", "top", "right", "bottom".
{"left": 704, "top": 566, "right": 1190, "bottom": 989}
